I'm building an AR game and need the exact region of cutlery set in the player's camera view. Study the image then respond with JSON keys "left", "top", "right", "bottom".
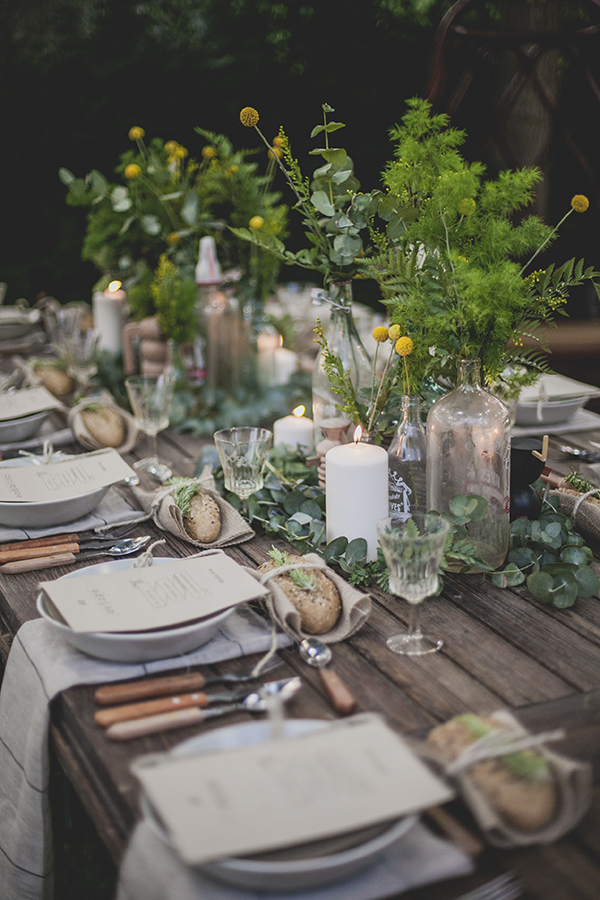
{"left": 0, "top": 528, "right": 150, "bottom": 573}
{"left": 94, "top": 670, "right": 301, "bottom": 741}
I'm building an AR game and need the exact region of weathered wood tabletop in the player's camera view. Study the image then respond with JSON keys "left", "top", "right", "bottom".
{"left": 1, "top": 421, "right": 600, "bottom": 900}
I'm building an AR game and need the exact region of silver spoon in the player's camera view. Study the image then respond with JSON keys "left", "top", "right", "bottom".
{"left": 77, "top": 535, "right": 151, "bottom": 559}
{"left": 299, "top": 637, "right": 357, "bottom": 715}
{"left": 556, "top": 443, "right": 600, "bottom": 463}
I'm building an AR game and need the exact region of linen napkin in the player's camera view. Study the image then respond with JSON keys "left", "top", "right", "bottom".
{"left": 132, "top": 470, "right": 254, "bottom": 550}
{"left": 419, "top": 710, "right": 593, "bottom": 848}
{"left": 0, "top": 484, "right": 148, "bottom": 542}
{"left": 258, "top": 553, "right": 371, "bottom": 644}
{"left": 116, "top": 817, "right": 473, "bottom": 900}
{"left": 0, "top": 609, "right": 292, "bottom": 900}
{"left": 68, "top": 392, "right": 140, "bottom": 454}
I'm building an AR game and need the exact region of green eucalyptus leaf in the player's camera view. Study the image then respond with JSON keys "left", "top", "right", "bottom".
{"left": 561, "top": 546, "right": 588, "bottom": 567}
{"left": 289, "top": 512, "right": 313, "bottom": 526}
{"left": 345, "top": 538, "right": 368, "bottom": 566}
{"left": 386, "top": 215, "right": 406, "bottom": 241}
{"left": 59, "top": 167, "right": 76, "bottom": 185}
{"left": 91, "top": 169, "right": 109, "bottom": 195}
{"left": 311, "top": 191, "right": 335, "bottom": 216}
{"left": 333, "top": 234, "right": 362, "bottom": 257}
{"left": 549, "top": 570, "right": 578, "bottom": 608}
{"left": 507, "top": 547, "right": 539, "bottom": 573}
{"left": 324, "top": 122, "right": 345, "bottom": 133}
{"left": 181, "top": 192, "right": 199, "bottom": 226}
{"left": 574, "top": 565, "right": 600, "bottom": 598}
{"left": 310, "top": 125, "right": 326, "bottom": 138}
{"left": 282, "top": 491, "right": 307, "bottom": 515}
{"left": 141, "top": 214, "right": 161, "bottom": 235}
{"left": 378, "top": 195, "right": 399, "bottom": 222}
{"left": 332, "top": 169, "right": 351, "bottom": 184}
{"left": 491, "top": 562, "right": 525, "bottom": 588}
{"left": 526, "top": 570, "right": 555, "bottom": 603}
{"left": 299, "top": 499, "right": 323, "bottom": 520}
{"left": 322, "top": 148, "right": 347, "bottom": 166}
{"left": 323, "top": 536, "right": 348, "bottom": 562}
{"left": 449, "top": 494, "right": 488, "bottom": 522}
{"left": 564, "top": 533, "right": 584, "bottom": 547}
{"left": 313, "top": 163, "right": 332, "bottom": 178}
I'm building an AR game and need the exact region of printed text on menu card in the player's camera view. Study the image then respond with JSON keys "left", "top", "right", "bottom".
{"left": 39, "top": 553, "right": 270, "bottom": 632}
{"left": 0, "top": 449, "right": 135, "bottom": 503}
{"left": 135, "top": 714, "right": 454, "bottom": 865}
{"left": 0, "top": 386, "right": 63, "bottom": 421}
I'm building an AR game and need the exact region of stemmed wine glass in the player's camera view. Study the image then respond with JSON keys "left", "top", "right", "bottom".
{"left": 377, "top": 513, "right": 451, "bottom": 656}
{"left": 125, "top": 373, "right": 176, "bottom": 483}
{"left": 64, "top": 328, "right": 99, "bottom": 394}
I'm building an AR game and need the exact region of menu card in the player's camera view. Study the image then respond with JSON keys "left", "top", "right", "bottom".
{"left": 135, "top": 714, "right": 454, "bottom": 865}
{"left": 40, "top": 553, "right": 269, "bottom": 633}
{"left": 0, "top": 448, "right": 135, "bottom": 503}
{"left": 0, "top": 386, "right": 63, "bottom": 421}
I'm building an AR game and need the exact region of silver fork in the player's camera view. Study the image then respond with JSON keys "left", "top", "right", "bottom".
{"left": 455, "top": 872, "right": 523, "bottom": 900}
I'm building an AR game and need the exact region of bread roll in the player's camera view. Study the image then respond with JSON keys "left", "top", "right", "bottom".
{"left": 258, "top": 553, "right": 341, "bottom": 634}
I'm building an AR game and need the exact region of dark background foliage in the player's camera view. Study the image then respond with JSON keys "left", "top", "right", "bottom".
{"left": 2, "top": 0, "right": 600, "bottom": 314}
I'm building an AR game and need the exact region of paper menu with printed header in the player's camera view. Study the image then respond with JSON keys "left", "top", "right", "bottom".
{"left": 134, "top": 714, "right": 454, "bottom": 865}
{"left": 0, "top": 386, "right": 63, "bottom": 421}
{"left": 0, "top": 448, "right": 135, "bottom": 503}
{"left": 39, "top": 553, "right": 270, "bottom": 633}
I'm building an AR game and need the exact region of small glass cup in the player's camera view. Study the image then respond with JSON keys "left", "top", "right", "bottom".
{"left": 125, "top": 373, "right": 176, "bottom": 483}
{"left": 64, "top": 327, "right": 99, "bottom": 394}
{"left": 377, "top": 513, "right": 451, "bottom": 656}
{"left": 213, "top": 427, "right": 272, "bottom": 500}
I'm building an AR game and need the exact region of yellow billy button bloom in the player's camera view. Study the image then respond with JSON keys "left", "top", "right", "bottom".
{"left": 395, "top": 336, "right": 414, "bottom": 357}
{"left": 571, "top": 194, "right": 589, "bottom": 213}
{"left": 268, "top": 146, "right": 283, "bottom": 159}
{"left": 272, "top": 136, "right": 284, "bottom": 147}
{"left": 173, "top": 145, "right": 188, "bottom": 159}
{"left": 202, "top": 146, "right": 216, "bottom": 159}
{"left": 128, "top": 126, "right": 145, "bottom": 141}
{"left": 388, "top": 324, "right": 401, "bottom": 342}
{"left": 167, "top": 232, "right": 181, "bottom": 246}
{"left": 240, "top": 107, "right": 259, "bottom": 127}
{"left": 458, "top": 197, "right": 476, "bottom": 216}
{"left": 249, "top": 216, "right": 264, "bottom": 230}
{"left": 125, "top": 164, "right": 141, "bottom": 180}
{"left": 164, "top": 140, "right": 178, "bottom": 153}
{"left": 372, "top": 326, "right": 389, "bottom": 343}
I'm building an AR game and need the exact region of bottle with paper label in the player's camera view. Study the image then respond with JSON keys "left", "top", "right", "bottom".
{"left": 387, "top": 395, "right": 427, "bottom": 521}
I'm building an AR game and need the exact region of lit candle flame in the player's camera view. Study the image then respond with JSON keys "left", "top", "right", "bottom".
{"left": 107, "top": 280, "right": 122, "bottom": 292}
{"left": 353, "top": 425, "right": 362, "bottom": 443}
{"left": 292, "top": 405, "right": 305, "bottom": 418}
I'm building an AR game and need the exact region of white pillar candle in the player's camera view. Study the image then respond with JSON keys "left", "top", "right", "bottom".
{"left": 273, "top": 406, "right": 314, "bottom": 451}
{"left": 93, "top": 281, "right": 126, "bottom": 354}
{"left": 272, "top": 347, "right": 298, "bottom": 385}
{"left": 326, "top": 435, "right": 388, "bottom": 561}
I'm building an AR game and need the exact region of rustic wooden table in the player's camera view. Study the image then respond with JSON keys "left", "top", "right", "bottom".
{"left": 1, "top": 422, "right": 600, "bottom": 900}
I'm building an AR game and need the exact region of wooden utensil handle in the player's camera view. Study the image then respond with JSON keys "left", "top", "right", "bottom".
{"left": 95, "top": 672, "right": 206, "bottom": 706}
{"left": 94, "top": 691, "right": 210, "bottom": 727}
{"left": 319, "top": 668, "right": 357, "bottom": 715}
{"left": 0, "top": 533, "right": 79, "bottom": 552}
{"left": 106, "top": 707, "right": 204, "bottom": 740}
{"left": 0, "top": 542, "right": 79, "bottom": 563}
{"left": 0, "top": 553, "right": 77, "bottom": 574}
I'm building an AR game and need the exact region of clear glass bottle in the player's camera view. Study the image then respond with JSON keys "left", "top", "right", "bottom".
{"left": 387, "top": 395, "right": 427, "bottom": 521}
{"left": 426, "top": 358, "right": 510, "bottom": 570}
{"left": 312, "top": 281, "right": 372, "bottom": 441}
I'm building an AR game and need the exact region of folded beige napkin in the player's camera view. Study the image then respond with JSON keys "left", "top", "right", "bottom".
{"left": 68, "top": 391, "right": 140, "bottom": 454}
{"left": 256, "top": 552, "right": 371, "bottom": 644}
{"left": 418, "top": 710, "right": 592, "bottom": 848}
{"left": 132, "top": 469, "right": 254, "bottom": 549}
{"left": 549, "top": 488, "right": 600, "bottom": 542}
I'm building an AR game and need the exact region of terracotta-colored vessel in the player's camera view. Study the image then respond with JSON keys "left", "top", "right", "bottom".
{"left": 122, "top": 316, "right": 169, "bottom": 375}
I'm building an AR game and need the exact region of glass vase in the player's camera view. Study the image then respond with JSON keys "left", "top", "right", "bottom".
{"left": 426, "top": 358, "right": 510, "bottom": 570}
{"left": 388, "top": 395, "right": 427, "bottom": 521}
{"left": 199, "top": 284, "right": 249, "bottom": 395}
{"left": 312, "top": 281, "right": 372, "bottom": 441}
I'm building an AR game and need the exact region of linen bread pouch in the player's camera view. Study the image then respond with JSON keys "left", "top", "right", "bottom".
{"left": 68, "top": 392, "right": 140, "bottom": 453}
{"left": 419, "top": 711, "right": 592, "bottom": 848}
{"left": 132, "top": 469, "right": 254, "bottom": 549}
{"left": 549, "top": 482, "right": 600, "bottom": 542}
{"left": 256, "top": 550, "right": 371, "bottom": 643}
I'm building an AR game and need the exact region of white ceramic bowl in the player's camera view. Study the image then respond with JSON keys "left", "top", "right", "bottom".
{"left": 0, "top": 456, "right": 109, "bottom": 528}
{"left": 36, "top": 558, "right": 234, "bottom": 663}
{"left": 0, "top": 307, "right": 41, "bottom": 341}
{"left": 515, "top": 396, "right": 589, "bottom": 426}
{"left": 0, "top": 410, "right": 51, "bottom": 443}
{"left": 138, "top": 719, "right": 418, "bottom": 892}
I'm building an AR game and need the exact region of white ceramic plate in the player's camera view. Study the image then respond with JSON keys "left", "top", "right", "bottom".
{"left": 0, "top": 456, "right": 110, "bottom": 528}
{"left": 0, "top": 307, "right": 41, "bottom": 340}
{"left": 515, "top": 396, "right": 589, "bottom": 426}
{"left": 36, "top": 558, "right": 234, "bottom": 663}
{"left": 139, "top": 719, "right": 418, "bottom": 892}
{"left": 0, "top": 409, "right": 51, "bottom": 443}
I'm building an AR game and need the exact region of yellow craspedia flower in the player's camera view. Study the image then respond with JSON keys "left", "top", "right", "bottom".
{"left": 164, "top": 140, "right": 178, "bottom": 153}
{"left": 240, "top": 107, "right": 259, "bottom": 127}
{"left": 230, "top": 164, "right": 239, "bottom": 173}
{"left": 268, "top": 146, "right": 283, "bottom": 159}
{"left": 125, "top": 164, "right": 141, "bottom": 180}
{"left": 395, "top": 336, "right": 414, "bottom": 357}
{"left": 249, "top": 215, "right": 264, "bottom": 230}
{"left": 458, "top": 197, "right": 476, "bottom": 216}
{"left": 571, "top": 194, "right": 589, "bottom": 213}
{"left": 372, "top": 326, "right": 389, "bottom": 343}
{"left": 202, "top": 146, "right": 216, "bottom": 159}
{"left": 272, "top": 136, "right": 284, "bottom": 147}
{"left": 388, "top": 324, "right": 401, "bottom": 341}
{"left": 173, "top": 144, "right": 188, "bottom": 159}
{"left": 128, "top": 126, "right": 145, "bottom": 141}
{"left": 167, "top": 232, "right": 181, "bottom": 246}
